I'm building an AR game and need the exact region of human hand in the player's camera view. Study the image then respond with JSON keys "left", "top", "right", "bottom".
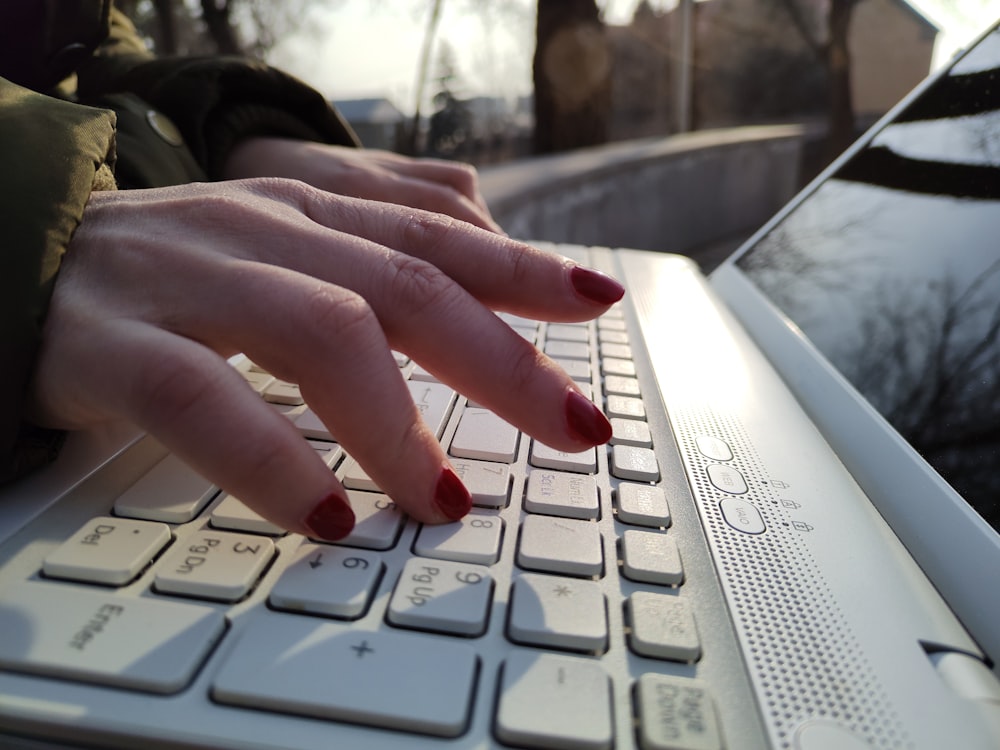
{"left": 27, "top": 179, "right": 623, "bottom": 540}
{"left": 223, "top": 137, "right": 503, "bottom": 233}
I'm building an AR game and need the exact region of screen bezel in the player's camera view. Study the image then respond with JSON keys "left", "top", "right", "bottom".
{"left": 710, "top": 22, "right": 1000, "bottom": 666}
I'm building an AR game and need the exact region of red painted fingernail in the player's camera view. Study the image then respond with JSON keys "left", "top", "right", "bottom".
{"left": 303, "top": 492, "right": 355, "bottom": 540}
{"left": 570, "top": 266, "right": 625, "bottom": 305}
{"left": 434, "top": 465, "right": 472, "bottom": 521}
{"left": 565, "top": 389, "right": 613, "bottom": 445}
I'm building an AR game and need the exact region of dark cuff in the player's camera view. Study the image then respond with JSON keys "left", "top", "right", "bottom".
{"left": 81, "top": 56, "right": 361, "bottom": 180}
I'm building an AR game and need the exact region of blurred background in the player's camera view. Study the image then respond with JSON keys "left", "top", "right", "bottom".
{"left": 116, "top": 0, "right": 999, "bottom": 263}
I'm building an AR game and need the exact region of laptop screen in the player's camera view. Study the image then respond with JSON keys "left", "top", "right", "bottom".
{"left": 735, "top": 28, "right": 1000, "bottom": 534}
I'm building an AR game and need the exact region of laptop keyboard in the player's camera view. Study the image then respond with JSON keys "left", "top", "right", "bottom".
{"left": 0, "top": 266, "right": 733, "bottom": 749}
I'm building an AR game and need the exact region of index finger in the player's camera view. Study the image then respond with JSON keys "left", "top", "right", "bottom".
{"left": 286, "top": 190, "right": 625, "bottom": 321}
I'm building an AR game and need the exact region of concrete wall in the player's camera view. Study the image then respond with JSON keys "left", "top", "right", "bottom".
{"left": 479, "top": 125, "right": 805, "bottom": 264}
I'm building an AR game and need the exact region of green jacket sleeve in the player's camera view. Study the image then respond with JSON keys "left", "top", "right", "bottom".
{"left": 76, "top": 10, "right": 360, "bottom": 180}
{"left": 0, "top": 78, "right": 117, "bottom": 483}
{"left": 0, "top": 3, "right": 361, "bottom": 485}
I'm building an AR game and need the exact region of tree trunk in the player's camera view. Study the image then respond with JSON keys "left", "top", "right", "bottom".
{"left": 200, "top": 0, "right": 244, "bottom": 55}
{"left": 533, "top": 0, "right": 611, "bottom": 154}
{"left": 826, "top": 0, "right": 857, "bottom": 160}
{"left": 401, "top": 0, "right": 445, "bottom": 155}
{"left": 151, "top": 0, "right": 178, "bottom": 55}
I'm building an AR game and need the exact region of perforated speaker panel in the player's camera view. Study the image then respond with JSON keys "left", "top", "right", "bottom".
{"left": 669, "top": 403, "right": 911, "bottom": 749}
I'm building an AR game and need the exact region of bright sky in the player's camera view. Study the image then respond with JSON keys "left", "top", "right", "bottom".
{"left": 266, "top": 0, "right": 1000, "bottom": 115}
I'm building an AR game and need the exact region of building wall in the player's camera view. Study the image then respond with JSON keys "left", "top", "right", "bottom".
{"left": 850, "top": 0, "right": 937, "bottom": 118}
{"left": 620, "top": 0, "right": 937, "bottom": 130}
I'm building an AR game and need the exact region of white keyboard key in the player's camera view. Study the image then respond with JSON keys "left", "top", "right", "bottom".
{"left": 388, "top": 557, "right": 493, "bottom": 636}
{"left": 600, "top": 342, "right": 633, "bottom": 360}
{"left": 530, "top": 441, "right": 597, "bottom": 473}
{"left": 524, "top": 470, "right": 600, "bottom": 520}
{"left": 546, "top": 324, "right": 590, "bottom": 343}
{"left": 268, "top": 543, "right": 382, "bottom": 620}
{"left": 611, "top": 445, "right": 660, "bottom": 482}
{"left": 0, "top": 582, "right": 224, "bottom": 694}
{"left": 263, "top": 379, "right": 304, "bottom": 405}
{"left": 408, "top": 380, "right": 457, "bottom": 438}
{"left": 597, "top": 317, "right": 626, "bottom": 331}
{"left": 154, "top": 530, "right": 274, "bottom": 601}
{"left": 544, "top": 340, "right": 590, "bottom": 361}
{"left": 508, "top": 573, "right": 608, "bottom": 652}
{"left": 450, "top": 457, "right": 511, "bottom": 508}
{"left": 241, "top": 369, "right": 275, "bottom": 394}
{"left": 635, "top": 674, "right": 722, "bottom": 750}
{"left": 628, "top": 592, "right": 701, "bottom": 662}
{"left": 496, "top": 650, "right": 613, "bottom": 750}
{"left": 517, "top": 514, "right": 603, "bottom": 577}
{"left": 310, "top": 438, "right": 344, "bottom": 467}
{"left": 598, "top": 329, "right": 629, "bottom": 344}
{"left": 602, "top": 357, "right": 636, "bottom": 377}
{"left": 212, "top": 616, "right": 478, "bottom": 737}
{"left": 332, "top": 490, "right": 405, "bottom": 550}
{"left": 413, "top": 513, "right": 504, "bottom": 565}
{"left": 498, "top": 313, "right": 540, "bottom": 333}
{"left": 293, "top": 408, "right": 332, "bottom": 440}
{"left": 391, "top": 350, "right": 410, "bottom": 367}
{"left": 606, "top": 394, "right": 646, "bottom": 420}
{"left": 408, "top": 363, "right": 440, "bottom": 382}
{"left": 610, "top": 417, "right": 653, "bottom": 448}
{"left": 340, "top": 456, "right": 380, "bottom": 491}
{"left": 616, "top": 483, "right": 671, "bottom": 527}
{"left": 621, "top": 530, "right": 684, "bottom": 585}
{"left": 114, "top": 453, "right": 217, "bottom": 523}
{"left": 210, "top": 494, "right": 285, "bottom": 535}
{"left": 42, "top": 516, "right": 170, "bottom": 586}
{"left": 552, "top": 357, "right": 592, "bottom": 382}
{"left": 449, "top": 407, "right": 520, "bottom": 462}
{"left": 511, "top": 326, "right": 538, "bottom": 344}
{"left": 603, "top": 374, "right": 640, "bottom": 396}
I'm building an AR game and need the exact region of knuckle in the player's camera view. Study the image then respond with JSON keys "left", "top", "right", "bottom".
{"left": 505, "top": 336, "right": 548, "bottom": 394}
{"left": 383, "top": 253, "right": 459, "bottom": 319}
{"left": 450, "top": 162, "right": 478, "bottom": 191}
{"left": 507, "top": 242, "right": 538, "bottom": 289}
{"left": 243, "top": 175, "right": 312, "bottom": 199}
{"left": 400, "top": 210, "right": 461, "bottom": 251}
{"left": 301, "top": 284, "right": 379, "bottom": 351}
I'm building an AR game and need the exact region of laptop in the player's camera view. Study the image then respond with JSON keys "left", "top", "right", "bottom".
{"left": 1, "top": 20, "right": 999, "bottom": 750}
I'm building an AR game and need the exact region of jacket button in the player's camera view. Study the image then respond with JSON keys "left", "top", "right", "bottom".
{"left": 146, "top": 110, "right": 185, "bottom": 147}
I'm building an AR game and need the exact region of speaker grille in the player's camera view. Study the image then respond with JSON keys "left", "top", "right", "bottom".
{"left": 671, "top": 404, "right": 910, "bottom": 749}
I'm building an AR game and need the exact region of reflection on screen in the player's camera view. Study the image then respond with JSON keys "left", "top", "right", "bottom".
{"left": 737, "top": 28, "right": 1000, "bottom": 533}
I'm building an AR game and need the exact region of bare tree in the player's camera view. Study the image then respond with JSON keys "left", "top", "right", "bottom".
{"left": 199, "top": 0, "right": 243, "bottom": 55}
{"left": 399, "top": 0, "right": 446, "bottom": 155}
{"left": 775, "top": 0, "right": 861, "bottom": 158}
{"left": 125, "top": 0, "right": 330, "bottom": 58}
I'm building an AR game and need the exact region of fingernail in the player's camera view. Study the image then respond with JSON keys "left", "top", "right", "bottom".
{"left": 303, "top": 492, "right": 355, "bottom": 540}
{"left": 570, "top": 266, "right": 625, "bottom": 305}
{"left": 565, "top": 389, "right": 613, "bottom": 444}
{"left": 434, "top": 465, "right": 472, "bottom": 521}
